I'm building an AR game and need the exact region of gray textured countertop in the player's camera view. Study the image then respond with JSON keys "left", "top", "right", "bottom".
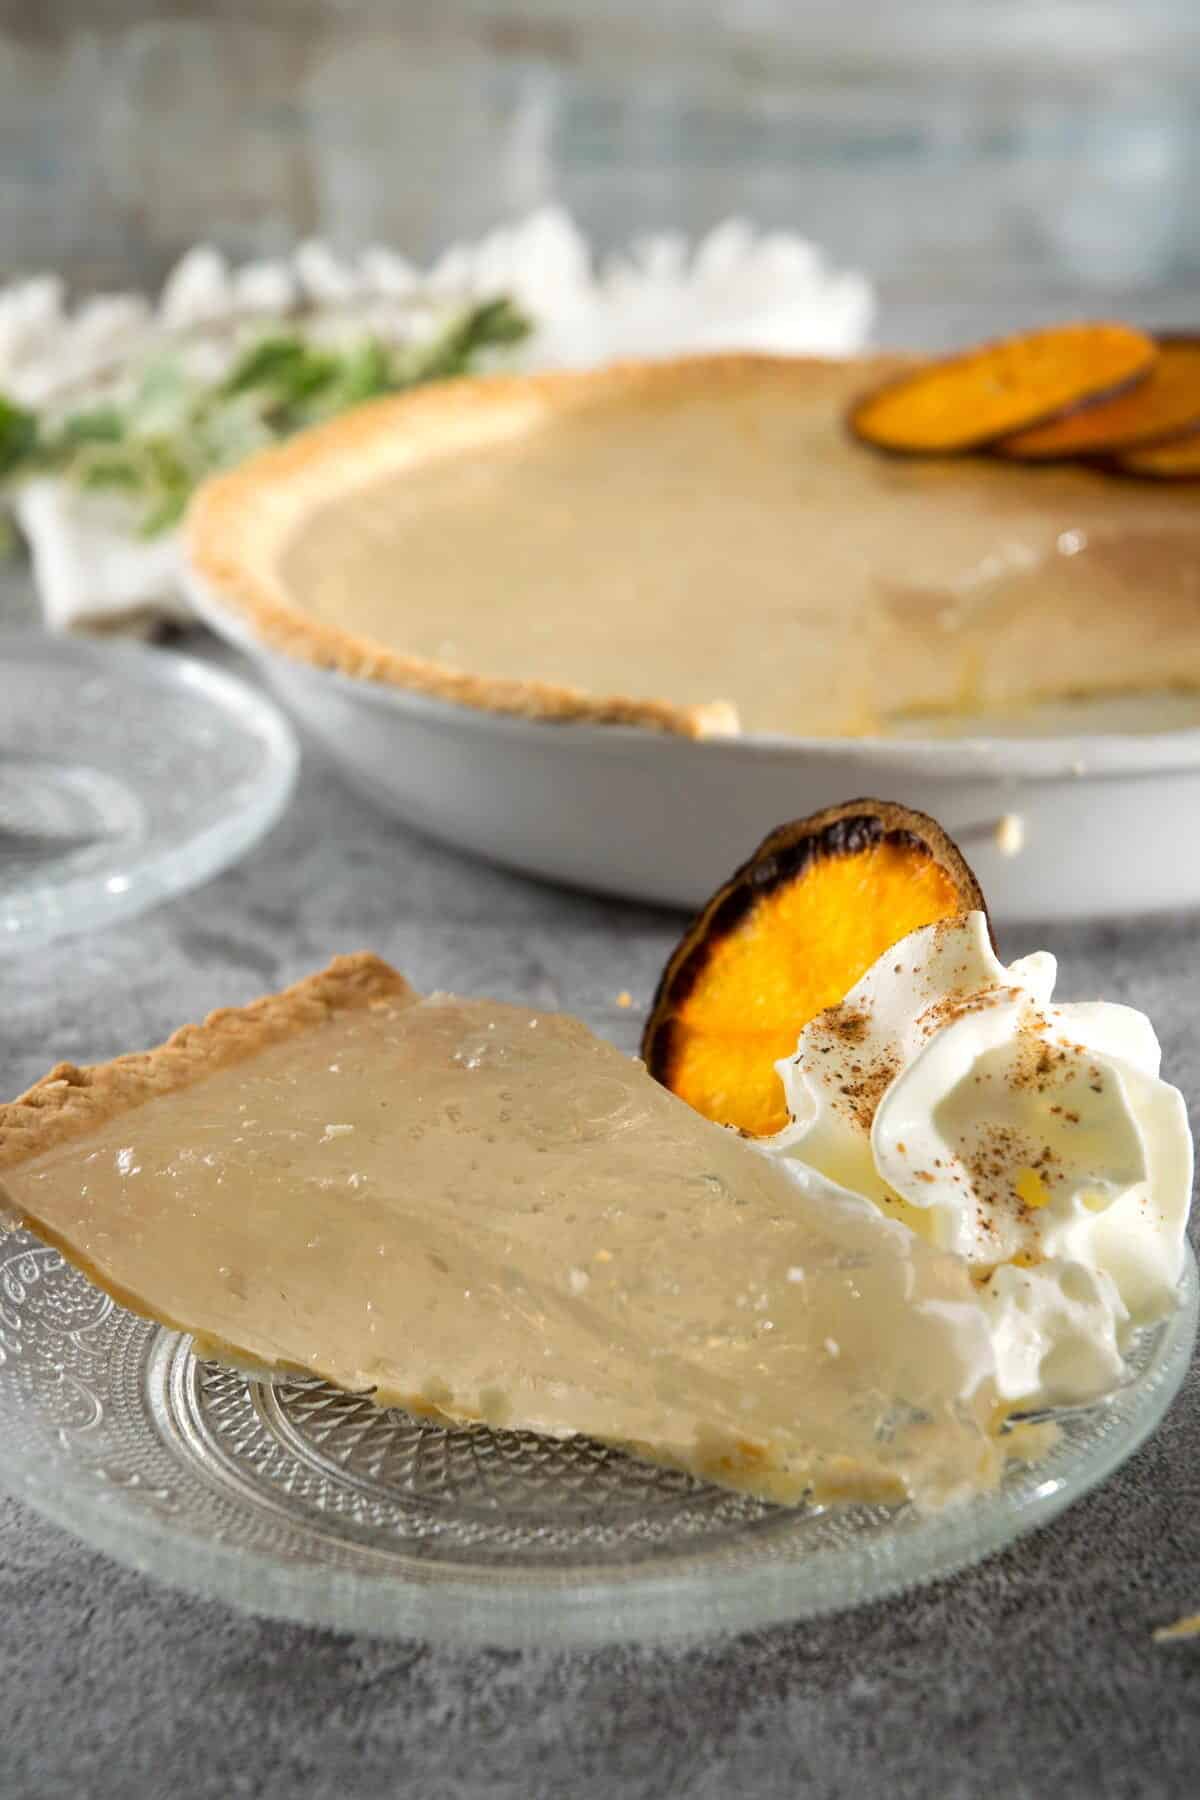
{"left": 2, "top": 598, "right": 1199, "bottom": 1797}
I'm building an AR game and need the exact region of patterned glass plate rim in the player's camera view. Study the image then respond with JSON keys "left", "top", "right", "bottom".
{"left": 0, "top": 1227, "right": 1194, "bottom": 1649}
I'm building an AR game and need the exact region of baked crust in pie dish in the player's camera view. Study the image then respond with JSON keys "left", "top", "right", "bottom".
{"left": 185, "top": 354, "right": 1200, "bottom": 740}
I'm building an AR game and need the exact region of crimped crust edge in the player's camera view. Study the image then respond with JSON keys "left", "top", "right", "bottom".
{"left": 0, "top": 952, "right": 415, "bottom": 1171}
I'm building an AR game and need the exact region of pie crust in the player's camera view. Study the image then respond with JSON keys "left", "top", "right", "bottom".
{"left": 0, "top": 953, "right": 411, "bottom": 1170}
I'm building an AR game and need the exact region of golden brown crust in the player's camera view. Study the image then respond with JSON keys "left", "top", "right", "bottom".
{"left": 0, "top": 953, "right": 415, "bottom": 1172}
{"left": 184, "top": 352, "right": 909, "bottom": 740}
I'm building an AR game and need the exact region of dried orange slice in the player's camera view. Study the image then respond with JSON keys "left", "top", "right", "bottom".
{"left": 642, "top": 800, "right": 987, "bottom": 1138}
{"left": 1106, "top": 431, "right": 1200, "bottom": 481}
{"left": 997, "top": 337, "right": 1200, "bottom": 460}
{"left": 848, "top": 322, "right": 1156, "bottom": 455}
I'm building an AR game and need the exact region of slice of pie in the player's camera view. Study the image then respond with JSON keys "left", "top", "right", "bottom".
{"left": 186, "top": 354, "right": 1200, "bottom": 739}
{"left": 0, "top": 954, "right": 1000, "bottom": 1510}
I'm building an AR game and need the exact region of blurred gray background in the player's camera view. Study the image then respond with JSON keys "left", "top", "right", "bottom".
{"left": 1, "top": 0, "right": 1197, "bottom": 345}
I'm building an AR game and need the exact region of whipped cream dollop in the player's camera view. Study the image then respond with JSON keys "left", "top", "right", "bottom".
{"left": 766, "top": 912, "right": 1193, "bottom": 1407}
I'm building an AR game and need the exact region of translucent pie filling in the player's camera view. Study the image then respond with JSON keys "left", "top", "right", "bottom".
{"left": 273, "top": 362, "right": 1200, "bottom": 735}
{"left": 0, "top": 991, "right": 1001, "bottom": 1509}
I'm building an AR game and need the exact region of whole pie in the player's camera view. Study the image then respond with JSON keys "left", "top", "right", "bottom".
{"left": 186, "top": 354, "right": 1200, "bottom": 739}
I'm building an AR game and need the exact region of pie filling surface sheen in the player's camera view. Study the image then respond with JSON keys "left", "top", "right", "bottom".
{"left": 189, "top": 357, "right": 1200, "bottom": 738}
{"left": 0, "top": 959, "right": 999, "bottom": 1510}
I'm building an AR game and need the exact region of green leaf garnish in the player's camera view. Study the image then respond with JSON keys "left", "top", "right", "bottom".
{"left": 76, "top": 450, "right": 145, "bottom": 492}
{"left": 0, "top": 292, "right": 532, "bottom": 541}
{"left": 220, "top": 335, "right": 312, "bottom": 396}
{"left": 138, "top": 487, "right": 190, "bottom": 538}
{"left": 0, "top": 396, "right": 38, "bottom": 479}
{"left": 56, "top": 406, "right": 125, "bottom": 446}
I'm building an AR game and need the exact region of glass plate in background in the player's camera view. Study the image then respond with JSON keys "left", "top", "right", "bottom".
{"left": 0, "top": 1230, "right": 1193, "bottom": 1648}
{"left": 0, "top": 635, "right": 298, "bottom": 949}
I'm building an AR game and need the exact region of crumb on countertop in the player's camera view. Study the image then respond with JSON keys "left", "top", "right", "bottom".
{"left": 994, "top": 813, "right": 1025, "bottom": 857}
{"left": 1153, "top": 1611, "right": 1200, "bottom": 1643}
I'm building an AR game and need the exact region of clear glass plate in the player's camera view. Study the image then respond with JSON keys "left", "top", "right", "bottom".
{"left": 0, "top": 1230, "right": 1193, "bottom": 1647}
{"left": 0, "top": 634, "right": 298, "bottom": 949}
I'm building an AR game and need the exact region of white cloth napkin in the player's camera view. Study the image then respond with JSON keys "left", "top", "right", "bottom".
{"left": 0, "top": 208, "right": 874, "bottom": 635}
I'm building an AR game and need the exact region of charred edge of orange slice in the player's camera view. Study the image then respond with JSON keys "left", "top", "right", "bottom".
{"left": 995, "top": 335, "right": 1200, "bottom": 461}
{"left": 847, "top": 321, "right": 1157, "bottom": 457}
{"left": 642, "top": 799, "right": 990, "bottom": 1138}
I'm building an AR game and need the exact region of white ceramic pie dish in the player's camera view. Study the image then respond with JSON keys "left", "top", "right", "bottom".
{"left": 187, "top": 573, "right": 1200, "bottom": 922}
